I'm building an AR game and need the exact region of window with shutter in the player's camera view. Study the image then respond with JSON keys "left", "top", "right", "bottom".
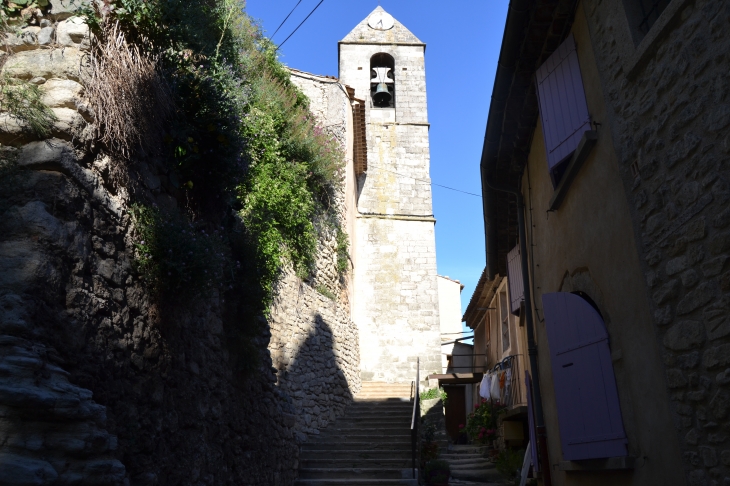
{"left": 499, "top": 291, "right": 510, "bottom": 353}
{"left": 542, "top": 292, "right": 628, "bottom": 461}
{"left": 536, "top": 33, "right": 591, "bottom": 188}
{"left": 506, "top": 244, "right": 524, "bottom": 315}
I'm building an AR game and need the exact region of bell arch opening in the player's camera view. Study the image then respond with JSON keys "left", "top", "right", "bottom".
{"left": 370, "top": 53, "right": 395, "bottom": 108}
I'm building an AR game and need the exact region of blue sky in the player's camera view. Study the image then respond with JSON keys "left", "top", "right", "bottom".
{"left": 246, "top": 1, "right": 509, "bottom": 332}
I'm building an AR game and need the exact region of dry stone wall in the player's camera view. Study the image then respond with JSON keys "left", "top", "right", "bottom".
{"left": 271, "top": 71, "right": 362, "bottom": 443}
{"left": 0, "top": 9, "right": 359, "bottom": 486}
{"left": 584, "top": 0, "right": 730, "bottom": 483}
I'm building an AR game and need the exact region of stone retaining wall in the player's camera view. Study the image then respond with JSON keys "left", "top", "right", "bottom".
{"left": 0, "top": 7, "right": 359, "bottom": 485}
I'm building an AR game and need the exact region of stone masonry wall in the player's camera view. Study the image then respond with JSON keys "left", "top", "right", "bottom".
{"left": 270, "top": 72, "right": 362, "bottom": 442}
{"left": 584, "top": 0, "right": 730, "bottom": 483}
{"left": 0, "top": 8, "right": 358, "bottom": 485}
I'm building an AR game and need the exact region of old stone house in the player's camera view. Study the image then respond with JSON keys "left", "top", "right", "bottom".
{"left": 462, "top": 268, "right": 532, "bottom": 448}
{"left": 478, "top": 0, "right": 729, "bottom": 485}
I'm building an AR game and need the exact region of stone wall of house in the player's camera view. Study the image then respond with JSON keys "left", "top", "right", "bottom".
{"left": 0, "top": 8, "right": 358, "bottom": 485}
{"left": 584, "top": 0, "right": 730, "bottom": 483}
{"left": 337, "top": 10, "right": 442, "bottom": 384}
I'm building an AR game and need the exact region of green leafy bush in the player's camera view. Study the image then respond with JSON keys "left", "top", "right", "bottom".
{"left": 130, "top": 204, "right": 230, "bottom": 299}
{"left": 424, "top": 459, "right": 450, "bottom": 485}
{"left": 83, "top": 0, "right": 347, "bottom": 314}
{"left": 495, "top": 448, "right": 525, "bottom": 480}
{"left": 420, "top": 387, "right": 448, "bottom": 404}
{"left": 461, "top": 399, "right": 507, "bottom": 444}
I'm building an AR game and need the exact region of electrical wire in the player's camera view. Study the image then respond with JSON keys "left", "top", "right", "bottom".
{"left": 271, "top": 0, "right": 303, "bottom": 40}
{"left": 277, "top": 0, "right": 325, "bottom": 50}
{"left": 367, "top": 162, "right": 482, "bottom": 198}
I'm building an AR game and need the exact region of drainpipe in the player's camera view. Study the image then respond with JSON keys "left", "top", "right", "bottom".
{"left": 482, "top": 167, "right": 552, "bottom": 485}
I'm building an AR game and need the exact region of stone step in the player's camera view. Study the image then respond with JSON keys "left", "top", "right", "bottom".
{"left": 351, "top": 398, "right": 412, "bottom": 404}
{"left": 440, "top": 453, "right": 487, "bottom": 461}
{"left": 330, "top": 416, "right": 410, "bottom": 425}
{"left": 448, "top": 445, "right": 489, "bottom": 454}
{"left": 450, "top": 461, "right": 495, "bottom": 470}
{"left": 359, "top": 381, "right": 413, "bottom": 387}
{"left": 308, "top": 434, "right": 411, "bottom": 444}
{"left": 449, "top": 467, "right": 504, "bottom": 482}
{"left": 447, "top": 457, "right": 494, "bottom": 467}
{"left": 300, "top": 450, "right": 412, "bottom": 461}
{"left": 316, "top": 427, "right": 411, "bottom": 437}
{"left": 294, "top": 479, "right": 417, "bottom": 486}
{"left": 298, "top": 467, "right": 411, "bottom": 480}
{"left": 300, "top": 457, "right": 412, "bottom": 469}
{"left": 302, "top": 441, "right": 411, "bottom": 451}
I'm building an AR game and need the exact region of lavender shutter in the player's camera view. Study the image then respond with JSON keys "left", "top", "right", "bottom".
{"left": 536, "top": 33, "right": 591, "bottom": 178}
{"left": 525, "top": 370, "right": 539, "bottom": 472}
{"left": 507, "top": 244, "right": 524, "bottom": 315}
{"left": 542, "top": 292, "right": 627, "bottom": 461}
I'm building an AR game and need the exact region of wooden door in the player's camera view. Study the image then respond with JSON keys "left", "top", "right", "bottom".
{"left": 443, "top": 385, "right": 466, "bottom": 442}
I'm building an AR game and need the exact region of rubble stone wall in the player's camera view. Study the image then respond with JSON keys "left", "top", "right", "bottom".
{"left": 271, "top": 72, "right": 362, "bottom": 442}
{"left": 584, "top": 0, "right": 730, "bottom": 483}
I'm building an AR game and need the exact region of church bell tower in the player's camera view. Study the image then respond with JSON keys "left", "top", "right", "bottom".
{"left": 339, "top": 7, "right": 442, "bottom": 383}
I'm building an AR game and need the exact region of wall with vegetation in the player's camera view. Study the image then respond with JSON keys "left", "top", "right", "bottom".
{"left": 0, "top": 0, "right": 357, "bottom": 484}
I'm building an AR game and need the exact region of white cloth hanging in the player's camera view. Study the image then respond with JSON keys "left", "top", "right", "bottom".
{"left": 479, "top": 373, "right": 491, "bottom": 399}
{"left": 490, "top": 371, "right": 501, "bottom": 400}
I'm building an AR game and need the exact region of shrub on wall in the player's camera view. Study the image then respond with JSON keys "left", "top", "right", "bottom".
{"left": 81, "top": 0, "right": 348, "bottom": 314}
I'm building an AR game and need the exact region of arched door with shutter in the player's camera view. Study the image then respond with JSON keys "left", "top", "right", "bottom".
{"left": 542, "top": 292, "right": 628, "bottom": 461}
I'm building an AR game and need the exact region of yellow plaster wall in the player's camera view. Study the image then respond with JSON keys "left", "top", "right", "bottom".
{"left": 521, "top": 3, "right": 685, "bottom": 484}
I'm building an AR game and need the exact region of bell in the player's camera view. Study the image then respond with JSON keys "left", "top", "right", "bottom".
{"left": 373, "top": 83, "right": 392, "bottom": 106}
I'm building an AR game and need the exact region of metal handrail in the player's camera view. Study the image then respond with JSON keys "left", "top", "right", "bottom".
{"left": 410, "top": 357, "right": 420, "bottom": 480}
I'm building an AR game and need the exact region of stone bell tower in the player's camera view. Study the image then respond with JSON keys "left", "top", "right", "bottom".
{"left": 339, "top": 7, "right": 441, "bottom": 383}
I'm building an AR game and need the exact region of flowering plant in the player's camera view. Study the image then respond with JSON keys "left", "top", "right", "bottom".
{"left": 460, "top": 399, "right": 507, "bottom": 444}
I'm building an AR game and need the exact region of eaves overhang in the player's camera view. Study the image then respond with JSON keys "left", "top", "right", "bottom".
{"left": 479, "top": 0, "right": 578, "bottom": 279}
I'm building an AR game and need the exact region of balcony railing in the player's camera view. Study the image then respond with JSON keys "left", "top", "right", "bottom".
{"left": 445, "top": 353, "right": 527, "bottom": 409}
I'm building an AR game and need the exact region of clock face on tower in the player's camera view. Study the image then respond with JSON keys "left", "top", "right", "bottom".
{"left": 368, "top": 11, "right": 394, "bottom": 31}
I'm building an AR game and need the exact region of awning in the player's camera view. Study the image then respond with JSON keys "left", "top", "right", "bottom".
{"left": 427, "top": 372, "right": 484, "bottom": 385}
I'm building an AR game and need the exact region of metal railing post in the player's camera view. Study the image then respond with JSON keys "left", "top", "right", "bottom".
{"left": 410, "top": 357, "right": 420, "bottom": 480}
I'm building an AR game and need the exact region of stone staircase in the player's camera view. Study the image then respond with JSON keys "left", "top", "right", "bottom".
{"left": 441, "top": 444, "right": 504, "bottom": 484}
{"left": 295, "top": 382, "right": 418, "bottom": 486}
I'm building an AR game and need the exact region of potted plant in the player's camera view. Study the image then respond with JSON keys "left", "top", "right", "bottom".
{"left": 424, "top": 459, "right": 451, "bottom": 486}
{"left": 461, "top": 399, "right": 507, "bottom": 445}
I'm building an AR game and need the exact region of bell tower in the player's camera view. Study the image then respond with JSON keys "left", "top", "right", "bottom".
{"left": 339, "top": 7, "right": 441, "bottom": 383}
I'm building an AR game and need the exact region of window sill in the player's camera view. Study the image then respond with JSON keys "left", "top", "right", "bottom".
{"left": 548, "top": 131, "right": 598, "bottom": 211}
{"left": 624, "top": 0, "right": 692, "bottom": 79}
{"left": 559, "top": 456, "right": 635, "bottom": 472}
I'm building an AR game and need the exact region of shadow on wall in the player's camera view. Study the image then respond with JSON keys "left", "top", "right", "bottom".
{"left": 273, "top": 312, "right": 356, "bottom": 442}
{"left": 0, "top": 141, "right": 302, "bottom": 485}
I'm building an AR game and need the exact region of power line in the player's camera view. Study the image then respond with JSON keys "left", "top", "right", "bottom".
{"left": 277, "top": 0, "right": 325, "bottom": 50}
{"left": 367, "top": 162, "right": 482, "bottom": 198}
{"left": 271, "top": 0, "right": 303, "bottom": 40}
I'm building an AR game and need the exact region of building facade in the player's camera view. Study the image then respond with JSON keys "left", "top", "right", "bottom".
{"left": 478, "top": 0, "right": 728, "bottom": 484}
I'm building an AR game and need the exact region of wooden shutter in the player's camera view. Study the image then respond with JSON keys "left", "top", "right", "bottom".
{"left": 507, "top": 244, "right": 524, "bottom": 315}
{"left": 536, "top": 33, "right": 591, "bottom": 177}
{"left": 542, "top": 292, "right": 627, "bottom": 461}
